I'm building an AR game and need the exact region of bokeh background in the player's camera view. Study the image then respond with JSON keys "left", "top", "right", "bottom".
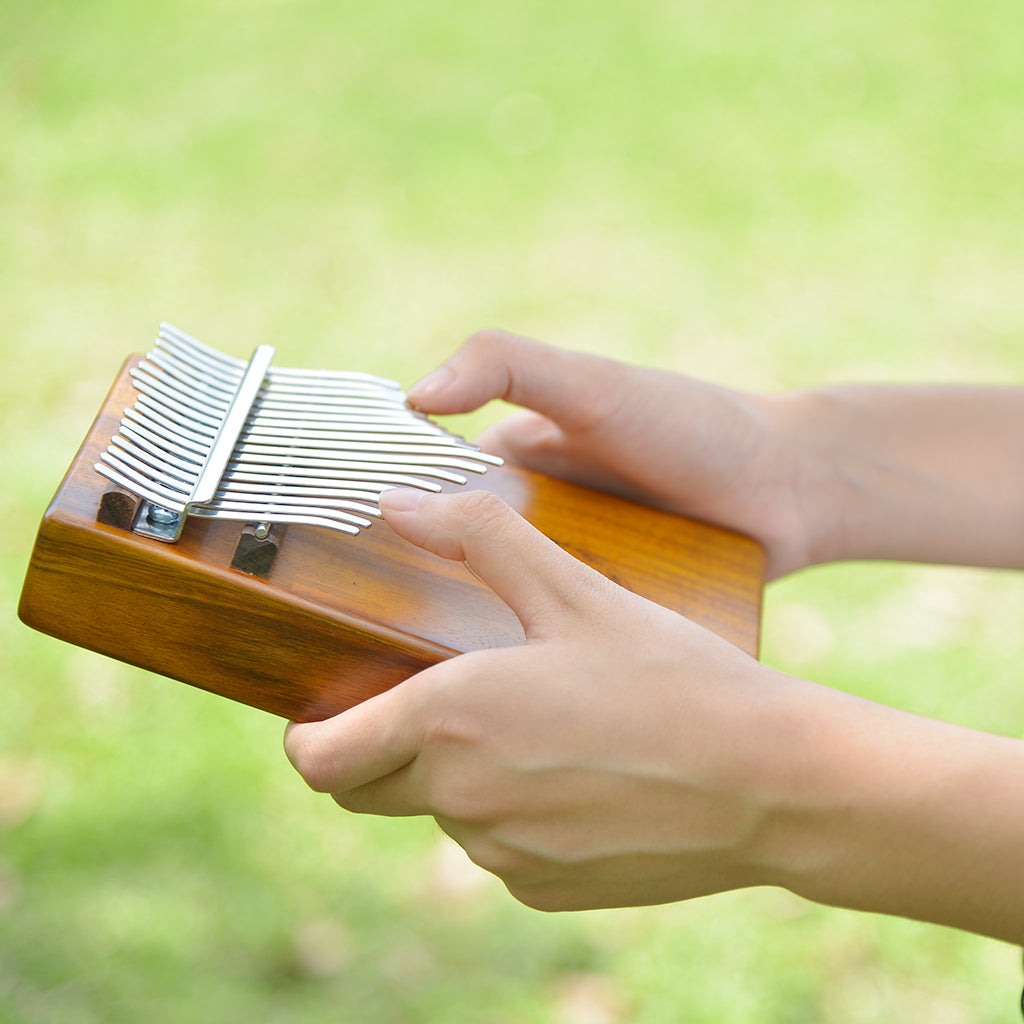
{"left": 3, "top": 1, "right": 1024, "bottom": 1021}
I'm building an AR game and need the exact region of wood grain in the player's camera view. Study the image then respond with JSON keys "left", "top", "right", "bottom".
{"left": 19, "top": 358, "right": 765, "bottom": 721}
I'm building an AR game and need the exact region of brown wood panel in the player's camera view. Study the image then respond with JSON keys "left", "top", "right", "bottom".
{"left": 19, "top": 358, "right": 765, "bottom": 721}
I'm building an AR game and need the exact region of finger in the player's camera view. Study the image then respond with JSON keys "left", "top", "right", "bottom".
{"left": 380, "top": 488, "right": 614, "bottom": 634}
{"left": 474, "top": 410, "right": 564, "bottom": 462}
{"left": 284, "top": 681, "right": 427, "bottom": 797}
{"left": 328, "top": 763, "right": 427, "bottom": 817}
{"left": 476, "top": 411, "right": 652, "bottom": 504}
{"left": 406, "top": 329, "right": 629, "bottom": 431}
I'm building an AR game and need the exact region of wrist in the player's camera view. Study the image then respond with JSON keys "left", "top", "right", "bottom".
{"left": 770, "top": 383, "right": 1024, "bottom": 571}
{"left": 744, "top": 676, "right": 1024, "bottom": 942}
{"left": 756, "top": 390, "right": 854, "bottom": 573}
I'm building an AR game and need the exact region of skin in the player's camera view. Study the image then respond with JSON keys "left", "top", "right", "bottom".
{"left": 285, "top": 329, "right": 1024, "bottom": 944}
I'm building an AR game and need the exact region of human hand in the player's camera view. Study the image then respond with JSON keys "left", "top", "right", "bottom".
{"left": 409, "top": 331, "right": 1024, "bottom": 575}
{"left": 285, "top": 486, "right": 800, "bottom": 911}
{"left": 406, "top": 329, "right": 816, "bottom": 579}
{"left": 285, "top": 486, "right": 1024, "bottom": 940}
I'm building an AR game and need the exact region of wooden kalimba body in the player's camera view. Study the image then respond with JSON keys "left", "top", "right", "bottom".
{"left": 19, "top": 324, "right": 765, "bottom": 722}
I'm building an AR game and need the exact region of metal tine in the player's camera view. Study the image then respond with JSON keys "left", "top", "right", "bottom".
{"left": 209, "top": 493, "right": 380, "bottom": 520}
{"left": 268, "top": 371, "right": 401, "bottom": 390}
{"left": 244, "top": 412, "right": 469, "bottom": 435}
{"left": 229, "top": 448, "right": 470, "bottom": 484}
{"left": 219, "top": 479, "right": 384, "bottom": 505}
{"left": 256, "top": 386, "right": 410, "bottom": 404}
{"left": 237, "top": 429, "right": 469, "bottom": 447}
{"left": 231, "top": 446, "right": 479, "bottom": 473}
{"left": 233, "top": 443, "right": 494, "bottom": 475}
{"left": 267, "top": 365, "right": 402, "bottom": 389}
{"left": 237, "top": 446, "right": 494, "bottom": 472}
{"left": 263, "top": 376, "right": 401, "bottom": 395}
{"left": 238, "top": 427, "right": 488, "bottom": 450}
{"left": 99, "top": 447, "right": 184, "bottom": 493}
{"left": 239, "top": 439, "right": 497, "bottom": 468}
{"left": 264, "top": 373, "right": 402, "bottom": 393}
{"left": 158, "top": 322, "right": 247, "bottom": 373}
{"left": 256, "top": 396, "right": 415, "bottom": 415}
{"left": 117, "top": 425, "right": 203, "bottom": 475}
{"left": 122, "top": 410, "right": 211, "bottom": 461}
{"left": 96, "top": 456, "right": 189, "bottom": 511}
{"left": 144, "top": 350, "right": 238, "bottom": 401}
{"left": 188, "top": 507, "right": 362, "bottom": 535}
{"left": 220, "top": 468, "right": 404, "bottom": 494}
{"left": 234, "top": 437, "right": 499, "bottom": 467}
{"left": 223, "top": 458, "right": 448, "bottom": 490}
{"left": 241, "top": 426, "right": 485, "bottom": 447}
{"left": 201, "top": 498, "right": 373, "bottom": 527}
{"left": 110, "top": 436, "right": 198, "bottom": 488}
{"left": 264, "top": 387, "right": 401, "bottom": 411}
{"left": 252, "top": 400, "right": 421, "bottom": 420}
{"left": 257, "top": 408, "right": 495, "bottom": 448}
{"left": 223, "top": 479, "right": 391, "bottom": 500}
{"left": 131, "top": 365, "right": 232, "bottom": 423}
{"left": 135, "top": 391, "right": 222, "bottom": 438}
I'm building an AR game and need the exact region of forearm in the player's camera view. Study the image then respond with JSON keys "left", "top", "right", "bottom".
{"left": 778, "top": 385, "right": 1024, "bottom": 570}
{"left": 755, "top": 680, "right": 1024, "bottom": 943}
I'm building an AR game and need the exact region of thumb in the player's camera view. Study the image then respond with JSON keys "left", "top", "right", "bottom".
{"left": 380, "top": 487, "right": 615, "bottom": 636}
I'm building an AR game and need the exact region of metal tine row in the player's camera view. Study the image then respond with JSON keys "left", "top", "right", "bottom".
{"left": 105, "top": 421, "right": 476, "bottom": 494}
{"left": 97, "top": 445, "right": 391, "bottom": 532}
{"left": 97, "top": 324, "right": 504, "bottom": 536}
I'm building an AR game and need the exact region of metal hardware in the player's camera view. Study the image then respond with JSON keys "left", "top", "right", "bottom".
{"left": 133, "top": 500, "right": 183, "bottom": 542}
{"left": 231, "top": 521, "right": 283, "bottom": 578}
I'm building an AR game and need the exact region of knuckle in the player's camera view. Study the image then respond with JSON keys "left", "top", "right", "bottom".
{"left": 462, "top": 327, "right": 516, "bottom": 355}
{"left": 456, "top": 488, "right": 513, "bottom": 532}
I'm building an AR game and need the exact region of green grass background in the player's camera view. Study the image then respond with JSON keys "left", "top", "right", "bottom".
{"left": 3, "top": 0, "right": 1024, "bottom": 1020}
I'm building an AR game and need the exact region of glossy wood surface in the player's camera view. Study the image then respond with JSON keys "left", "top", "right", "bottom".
{"left": 19, "top": 359, "right": 765, "bottom": 721}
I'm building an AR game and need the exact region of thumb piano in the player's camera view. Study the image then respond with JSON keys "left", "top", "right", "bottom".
{"left": 18, "top": 324, "right": 765, "bottom": 722}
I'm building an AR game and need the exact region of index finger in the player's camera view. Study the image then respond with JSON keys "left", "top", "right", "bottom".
{"left": 406, "top": 329, "right": 626, "bottom": 432}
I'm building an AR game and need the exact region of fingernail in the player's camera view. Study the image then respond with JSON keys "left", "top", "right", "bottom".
{"left": 380, "top": 487, "right": 426, "bottom": 512}
{"left": 406, "top": 365, "right": 454, "bottom": 406}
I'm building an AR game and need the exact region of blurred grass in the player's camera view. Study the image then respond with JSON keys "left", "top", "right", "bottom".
{"left": 3, "top": 0, "right": 1024, "bottom": 1021}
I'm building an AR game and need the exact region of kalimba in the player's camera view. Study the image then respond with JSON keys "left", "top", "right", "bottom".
{"left": 19, "top": 324, "right": 765, "bottom": 722}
